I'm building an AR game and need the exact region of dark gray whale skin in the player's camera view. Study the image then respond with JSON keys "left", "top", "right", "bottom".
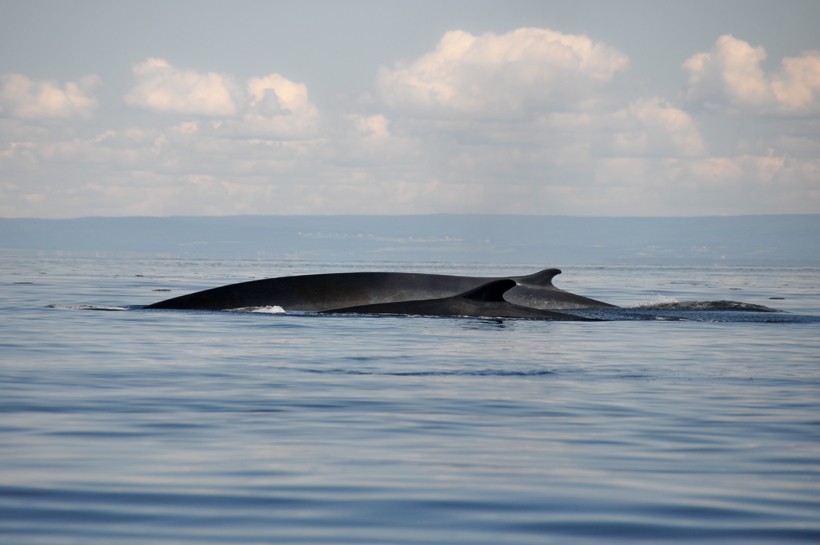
{"left": 145, "top": 267, "right": 615, "bottom": 312}
{"left": 323, "top": 279, "right": 597, "bottom": 320}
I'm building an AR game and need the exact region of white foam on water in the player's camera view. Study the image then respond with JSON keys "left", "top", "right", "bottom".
{"left": 634, "top": 294, "right": 679, "bottom": 308}
{"left": 248, "top": 305, "right": 287, "bottom": 314}
{"left": 46, "top": 304, "right": 129, "bottom": 311}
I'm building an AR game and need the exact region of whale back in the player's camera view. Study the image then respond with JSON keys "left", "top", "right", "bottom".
{"left": 147, "top": 271, "right": 483, "bottom": 311}
{"left": 146, "top": 268, "right": 614, "bottom": 311}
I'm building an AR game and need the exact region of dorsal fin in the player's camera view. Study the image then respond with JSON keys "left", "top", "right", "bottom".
{"left": 461, "top": 279, "right": 517, "bottom": 302}
{"left": 518, "top": 268, "right": 561, "bottom": 286}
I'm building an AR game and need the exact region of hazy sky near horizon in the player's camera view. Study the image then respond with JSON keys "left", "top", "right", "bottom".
{"left": 1, "top": 0, "right": 819, "bottom": 217}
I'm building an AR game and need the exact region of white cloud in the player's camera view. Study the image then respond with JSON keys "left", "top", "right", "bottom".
{"left": 377, "top": 28, "right": 629, "bottom": 116}
{"left": 772, "top": 51, "right": 820, "bottom": 111}
{"left": 353, "top": 114, "right": 390, "bottom": 140}
{"left": 248, "top": 74, "right": 311, "bottom": 114}
{"left": 606, "top": 98, "right": 706, "bottom": 157}
{"left": 123, "top": 59, "right": 320, "bottom": 138}
{"left": 587, "top": 153, "right": 819, "bottom": 216}
{"left": 241, "top": 74, "right": 319, "bottom": 137}
{"left": 684, "top": 35, "right": 820, "bottom": 114}
{"left": 2, "top": 29, "right": 819, "bottom": 219}
{"left": 0, "top": 73, "right": 100, "bottom": 119}
{"left": 124, "top": 58, "right": 239, "bottom": 116}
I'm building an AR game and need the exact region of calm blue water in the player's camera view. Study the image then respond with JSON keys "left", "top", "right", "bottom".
{"left": 2, "top": 255, "right": 819, "bottom": 544}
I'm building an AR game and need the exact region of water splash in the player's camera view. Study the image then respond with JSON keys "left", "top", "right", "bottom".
{"left": 635, "top": 294, "right": 679, "bottom": 308}
{"left": 232, "top": 305, "right": 287, "bottom": 314}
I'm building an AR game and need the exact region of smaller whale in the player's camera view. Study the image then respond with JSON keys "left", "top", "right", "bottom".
{"left": 323, "top": 279, "right": 596, "bottom": 320}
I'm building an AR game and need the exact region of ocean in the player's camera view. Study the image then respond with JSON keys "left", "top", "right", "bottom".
{"left": 1, "top": 250, "right": 818, "bottom": 544}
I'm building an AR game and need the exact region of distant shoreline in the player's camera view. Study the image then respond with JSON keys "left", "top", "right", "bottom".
{"left": 2, "top": 215, "right": 819, "bottom": 266}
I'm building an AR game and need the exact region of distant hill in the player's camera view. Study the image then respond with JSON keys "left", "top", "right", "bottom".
{"left": 1, "top": 215, "right": 818, "bottom": 266}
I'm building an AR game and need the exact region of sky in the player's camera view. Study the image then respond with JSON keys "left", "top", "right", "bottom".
{"left": 1, "top": 0, "right": 819, "bottom": 218}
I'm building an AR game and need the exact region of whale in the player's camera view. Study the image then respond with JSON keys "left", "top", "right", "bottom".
{"left": 145, "top": 268, "right": 615, "bottom": 312}
{"left": 322, "top": 279, "right": 597, "bottom": 320}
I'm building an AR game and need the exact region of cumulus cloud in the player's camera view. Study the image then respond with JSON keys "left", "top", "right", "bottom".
{"left": 242, "top": 74, "right": 319, "bottom": 137}
{"left": 352, "top": 114, "right": 390, "bottom": 140}
{"left": 607, "top": 98, "right": 706, "bottom": 157}
{"left": 0, "top": 73, "right": 101, "bottom": 119}
{"left": 124, "top": 58, "right": 239, "bottom": 116}
{"left": 377, "top": 28, "right": 629, "bottom": 116}
{"left": 248, "top": 74, "right": 311, "bottom": 114}
{"left": 123, "top": 58, "right": 320, "bottom": 138}
{"left": 684, "top": 34, "right": 820, "bottom": 113}
{"left": 772, "top": 52, "right": 820, "bottom": 110}
{"left": 3, "top": 30, "right": 819, "bottom": 218}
